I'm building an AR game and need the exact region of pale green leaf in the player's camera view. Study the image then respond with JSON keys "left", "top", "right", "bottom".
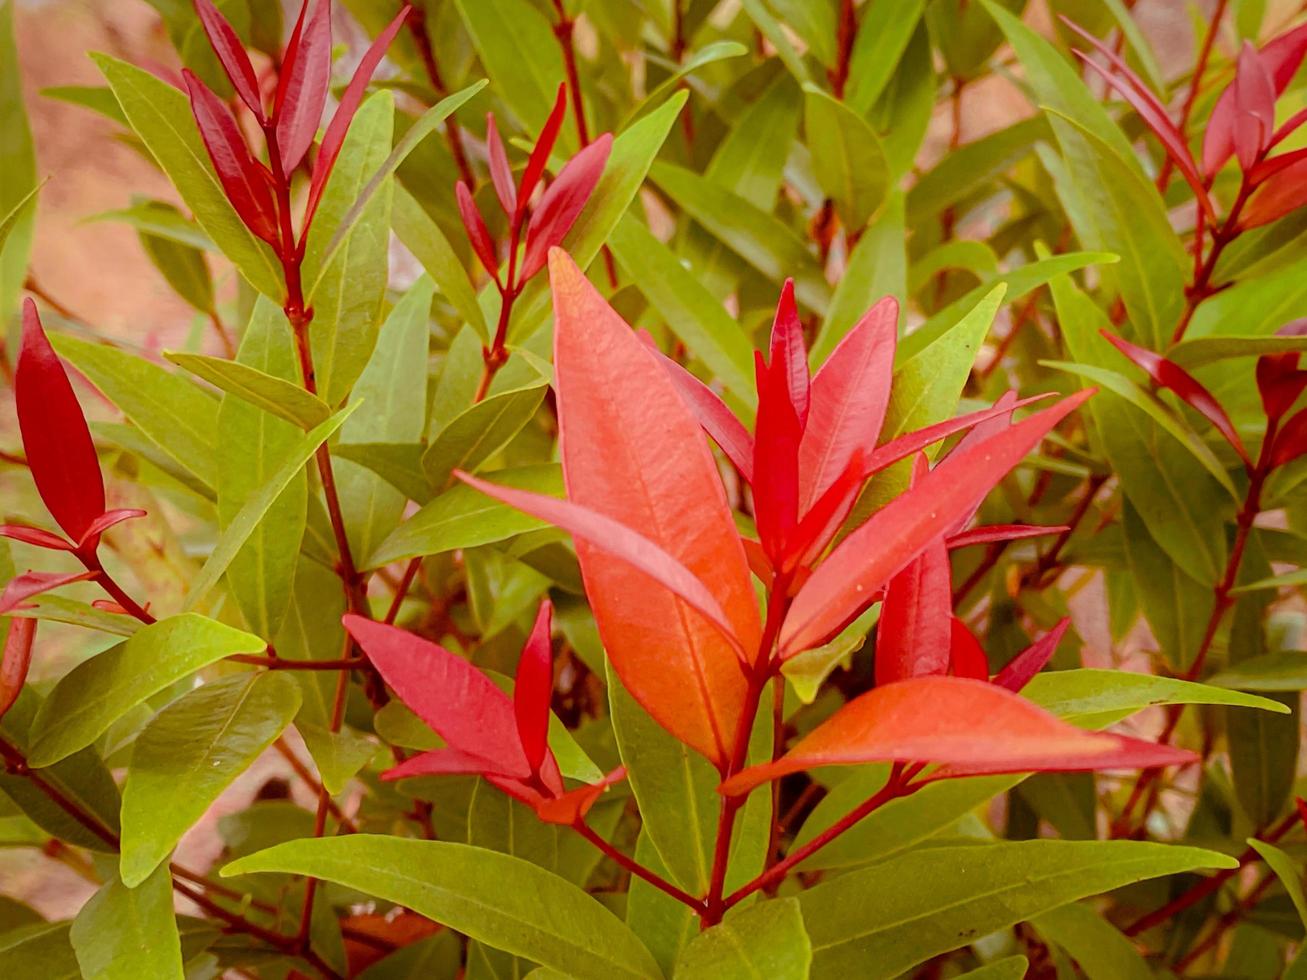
{"left": 70, "top": 865, "right": 183, "bottom": 980}
{"left": 166, "top": 350, "right": 331, "bottom": 430}
{"left": 803, "top": 85, "right": 890, "bottom": 232}
{"left": 674, "top": 898, "right": 810, "bottom": 979}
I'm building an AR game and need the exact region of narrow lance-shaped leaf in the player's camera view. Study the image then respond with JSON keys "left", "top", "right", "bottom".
{"left": 15, "top": 300, "right": 105, "bottom": 542}
{"left": 780, "top": 391, "right": 1092, "bottom": 656}
{"left": 1101, "top": 330, "right": 1248, "bottom": 464}
{"left": 548, "top": 249, "right": 760, "bottom": 766}
{"left": 753, "top": 280, "right": 809, "bottom": 561}
{"left": 304, "top": 4, "right": 411, "bottom": 232}
{"left": 1242, "top": 157, "right": 1307, "bottom": 230}
{"left": 520, "top": 136, "right": 612, "bottom": 281}
{"left": 0, "top": 617, "right": 36, "bottom": 720}
{"left": 0, "top": 570, "right": 99, "bottom": 616}
{"left": 515, "top": 599, "right": 553, "bottom": 774}
{"left": 456, "top": 181, "right": 500, "bottom": 283}
{"left": 274, "top": 0, "right": 331, "bottom": 171}
{"left": 519, "top": 84, "right": 567, "bottom": 216}
{"left": 720, "top": 675, "right": 1196, "bottom": 797}
{"left": 182, "top": 70, "right": 279, "bottom": 245}
{"left": 1233, "top": 41, "right": 1276, "bottom": 171}
{"left": 486, "top": 114, "right": 517, "bottom": 215}
{"left": 194, "top": 0, "right": 265, "bottom": 122}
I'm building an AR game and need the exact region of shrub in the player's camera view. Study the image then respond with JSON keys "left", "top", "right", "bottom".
{"left": 1, "top": 1, "right": 1306, "bottom": 977}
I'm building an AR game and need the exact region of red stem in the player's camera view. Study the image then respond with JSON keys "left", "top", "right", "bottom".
{"left": 403, "top": 3, "right": 476, "bottom": 187}
{"left": 571, "top": 820, "right": 702, "bottom": 909}
{"left": 1156, "top": 0, "right": 1230, "bottom": 195}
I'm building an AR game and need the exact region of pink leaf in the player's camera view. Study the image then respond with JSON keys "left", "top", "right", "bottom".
{"left": 0, "top": 525, "right": 74, "bottom": 552}
{"left": 719, "top": 675, "right": 1195, "bottom": 797}
{"left": 1234, "top": 42, "right": 1277, "bottom": 170}
{"left": 16, "top": 301, "right": 106, "bottom": 542}
{"left": 780, "top": 392, "right": 1091, "bottom": 657}
{"left": 456, "top": 181, "right": 500, "bottom": 283}
{"left": 382, "top": 746, "right": 516, "bottom": 782}
{"left": 1102, "top": 331, "right": 1248, "bottom": 464}
{"left": 653, "top": 347, "right": 754, "bottom": 482}
{"left": 515, "top": 600, "right": 553, "bottom": 775}
{"left": 0, "top": 615, "right": 35, "bottom": 720}
{"left": 0, "top": 570, "right": 99, "bottom": 616}
{"left": 946, "top": 524, "right": 1067, "bottom": 549}
{"left": 274, "top": 0, "right": 332, "bottom": 172}
{"left": 194, "top": 0, "right": 265, "bottom": 122}
{"left": 800, "top": 296, "right": 897, "bottom": 511}
{"left": 304, "top": 5, "right": 410, "bottom": 233}
{"left": 77, "top": 509, "right": 148, "bottom": 549}
{"left": 183, "top": 70, "right": 280, "bottom": 246}
{"left": 456, "top": 471, "right": 747, "bottom": 661}
{"left": 993, "top": 618, "right": 1071, "bottom": 693}
{"left": 486, "top": 114, "right": 517, "bottom": 216}
{"left": 518, "top": 84, "right": 567, "bottom": 216}
{"left": 519, "top": 134, "right": 612, "bottom": 281}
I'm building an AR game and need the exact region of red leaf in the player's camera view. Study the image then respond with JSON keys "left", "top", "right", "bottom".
{"left": 0, "top": 570, "right": 99, "bottom": 616}
{"left": 343, "top": 615, "right": 537, "bottom": 780}
{"left": 753, "top": 281, "right": 809, "bottom": 560}
{"left": 785, "top": 449, "right": 865, "bottom": 571}
{"left": 1269, "top": 406, "right": 1307, "bottom": 469}
{"left": 382, "top": 746, "right": 517, "bottom": 781}
{"left": 946, "top": 524, "right": 1067, "bottom": 549}
{"left": 1297, "top": 796, "right": 1307, "bottom": 833}
{"left": 1204, "top": 22, "right": 1307, "bottom": 176}
{"left": 455, "top": 182, "right": 500, "bottom": 283}
{"left": 941, "top": 391, "right": 1020, "bottom": 535}
{"left": 719, "top": 675, "right": 1194, "bottom": 797}
{"left": 1241, "top": 157, "right": 1307, "bottom": 230}
{"left": 77, "top": 508, "right": 148, "bottom": 549}
{"left": 1256, "top": 347, "right": 1307, "bottom": 421}
{"left": 274, "top": 0, "right": 332, "bottom": 172}
{"left": 799, "top": 296, "right": 897, "bottom": 511}
{"left": 1248, "top": 146, "right": 1307, "bottom": 186}
{"left": 860, "top": 394, "right": 1053, "bottom": 480}
{"left": 16, "top": 301, "right": 106, "bottom": 542}
{"left": 304, "top": 5, "right": 410, "bottom": 233}
{"left": 993, "top": 618, "right": 1071, "bottom": 693}
{"left": 1066, "top": 21, "right": 1215, "bottom": 222}
{"left": 0, "top": 616, "right": 35, "bottom": 721}
{"left": 183, "top": 70, "right": 280, "bottom": 246}
{"left": 780, "top": 392, "right": 1091, "bottom": 657}
{"left": 194, "top": 0, "right": 265, "bottom": 122}
{"left": 1102, "top": 331, "right": 1249, "bottom": 464}
{"left": 0, "top": 525, "right": 74, "bottom": 552}
{"left": 949, "top": 618, "right": 989, "bottom": 681}
{"left": 548, "top": 249, "right": 760, "bottom": 765}
{"left": 456, "top": 471, "right": 747, "bottom": 661}
{"left": 519, "top": 134, "right": 612, "bottom": 281}
{"left": 1270, "top": 106, "right": 1307, "bottom": 152}
{"left": 486, "top": 114, "right": 517, "bottom": 216}
{"left": 532, "top": 766, "right": 627, "bottom": 825}
{"left": 514, "top": 599, "right": 553, "bottom": 775}
{"left": 654, "top": 347, "right": 755, "bottom": 481}
{"left": 875, "top": 532, "right": 951, "bottom": 686}
{"left": 1234, "top": 42, "right": 1277, "bottom": 170}
{"left": 518, "top": 84, "right": 567, "bottom": 216}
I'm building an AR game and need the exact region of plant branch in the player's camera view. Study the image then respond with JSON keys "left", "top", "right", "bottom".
{"left": 1156, "top": 0, "right": 1230, "bottom": 194}
{"left": 571, "top": 820, "right": 701, "bottom": 910}
{"left": 402, "top": 2, "right": 476, "bottom": 187}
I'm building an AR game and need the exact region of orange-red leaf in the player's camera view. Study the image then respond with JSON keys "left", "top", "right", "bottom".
{"left": 780, "top": 391, "right": 1090, "bottom": 657}
{"left": 549, "top": 249, "right": 760, "bottom": 766}
{"left": 719, "top": 675, "right": 1194, "bottom": 796}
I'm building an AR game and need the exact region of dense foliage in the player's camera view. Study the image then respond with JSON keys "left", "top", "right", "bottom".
{"left": 1, "top": 0, "right": 1307, "bottom": 977}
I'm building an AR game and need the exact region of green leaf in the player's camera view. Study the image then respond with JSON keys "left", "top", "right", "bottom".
{"left": 89, "top": 200, "right": 214, "bottom": 250}
{"left": 422, "top": 382, "right": 546, "bottom": 488}
{"left": 120, "top": 673, "right": 301, "bottom": 886}
{"left": 955, "top": 956, "right": 1029, "bottom": 979}
{"left": 454, "top": 0, "right": 562, "bottom": 135}
{"left": 0, "top": 181, "right": 40, "bottom": 260}
{"left": 738, "top": 0, "right": 811, "bottom": 84}
{"left": 70, "top": 865, "right": 183, "bottom": 980}
{"left": 0, "top": 0, "right": 37, "bottom": 322}
{"left": 393, "top": 185, "right": 488, "bottom": 340}
{"left": 623, "top": 42, "right": 748, "bottom": 130}
{"left": 802, "top": 85, "right": 890, "bottom": 232}
{"left": 27, "top": 614, "right": 265, "bottom": 767}
{"left": 782, "top": 610, "right": 872, "bottom": 704}
{"left": 845, "top": 0, "right": 926, "bottom": 114}
{"left": 297, "top": 721, "right": 377, "bottom": 794}
{"left": 93, "top": 54, "right": 281, "bottom": 297}
{"left": 338, "top": 278, "right": 434, "bottom": 562}
{"left": 906, "top": 117, "right": 1048, "bottom": 225}
{"left": 812, "top": 191, "right": 906, "bottom": 364}
{"left": 213, "top": 299, "right": 309, "bottom": 640}
{"left": 1033, "top": 903, "right": 1150, "bottom": 980}
{"left": 166, "top": 350, "right": 331, "bottom": 430}
{"left": 184, "top": 403, "right": 358, "bottom": 611}
{"left": 1248, "top": 839, "right": 1307, "bottom": 927}
{"left": 302, "top": 92, "right": 394, "bottom": 406}
{"left": 6, "top": 595, "right": 141, "bottom": 637}
{"left": 367, "top": 464, "right": 561, "bottom": 568}
{"left": 0, "top": 688, "right": 122, "bottom": 851}
{"left": 137, "top": 204, "right": 214, "bottom": 314}
{"left": 333, "top": 442, "right": 431, "bottom": 504}
{"left": 1168, "top": 333, "right": 1307, "bottom": 369}
{"left": 52, "top": 333, "right": 219, "bottom": 488}
{"left": 608, "top": 664, "right": 716, "bottom": 894}
{"left": 1211, "top": 651, "right": 1307, "bottom": 691}
{"left": 222, "top": 836, "right": 663, "bottom": 979}
{"left": 320, "top": 81, "right": 487, "bottom": 276}
{"left": 1022, "top": 668, "right": 1289, "bottom": 727}
{"left": 651, "top": 161, "right": 830, "bottom": 312}
{"left": 0, "top": 923, "right": 80, "bottom": 979}
{"left": 1232, "top": 568, "right": 1307, "bottom": 593}
{"left": 797, "top": 840, "right": 1235, "bottom": 977}
{"left": 608, "top": 214, "right": 755, "bottom": 400}
{"left": 674, "top": 898, "right": 810, "bottom": 979}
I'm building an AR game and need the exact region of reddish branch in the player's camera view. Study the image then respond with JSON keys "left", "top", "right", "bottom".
{"left": 402, "top": 2, "right": 475, "bottom": 186}
{"left": 1155, "top": 0, "right": 1230, "bottom": 194}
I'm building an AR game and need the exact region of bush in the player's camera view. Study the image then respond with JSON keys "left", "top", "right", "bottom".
{"left": 2, "top": 1, "right": 1306, "bottom": 977}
